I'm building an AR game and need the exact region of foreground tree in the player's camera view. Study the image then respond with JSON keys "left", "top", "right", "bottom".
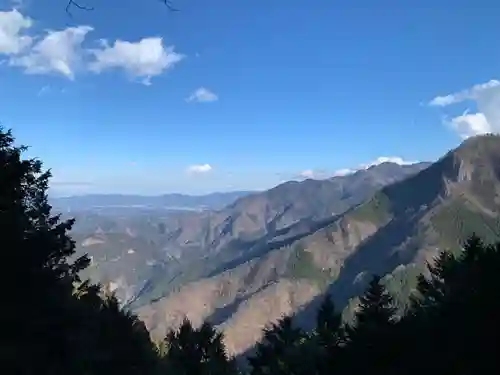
{"left": 162, "top": 318, "right": 237, "bottom": 375}
{"left": 312, "top": 295, "right": 343, "bottom": 375}
{"left": 401, "top": 235, "right": 500, "bottom": 375}
{"left": 248, "top": 316, "right": 309, "bottom": 375}
{"left": 1, "top": 127, "right": 89, "bottom": 373}
{"left": 315, "top": 294, "right": 342, "bottom": 349}
{"left": 0, "top": 127, "right": 160, "bottom": 374}
{"left": 342, "top": 275, "right": 397, "bottom": 375}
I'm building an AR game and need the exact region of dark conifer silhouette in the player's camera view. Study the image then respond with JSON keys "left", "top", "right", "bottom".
{"left": 313, "top": 294, "right": 343, "bottom": 375}
{"left": 341, "top": 275, "right": 397, "bottom": 374}
{"left": 248, "top": 315, "right": 308, "bottom": 375}
{"left": 315, "top": 294, "right": 342, "bottom": 348}
{"left": 162, "top": 318, "right": 236, "bottom": 375}
{"left": 0, "top": 127, "right": 160, "bottom": 374}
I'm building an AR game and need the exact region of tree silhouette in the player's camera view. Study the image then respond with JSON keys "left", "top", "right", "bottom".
{"left": 1, "top": 127, "right": 88, "bottom": 374}
{"left": 248, "top": 315, "right": 308, "bottom": 375}
{"left": 0, "top": 127, "right": 160, "bottom": 374}
{"left": 162, "top": 318, "right": 236, "bottom": 375}
{"left": 315, "top": 294, "right": 342, "bottom": 349}
{"left": 342, "top": 275, "right": 397, "bottom": 375}
{"left": 312, "top": 294, "right": 343, "bottom": 375}
{"left": 402, "top": 235, "right": 500, "bottom": 375}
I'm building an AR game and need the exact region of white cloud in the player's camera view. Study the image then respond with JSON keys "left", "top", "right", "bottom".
{"left": 429, "top": 80, "right": 500, "bottom": 107}
{"left": 430, "top": 79, "right": 500, "bottom": 138}
{"left": 447, "top": 111, "right": 492, "bottom": 139}
{"left": 88, "top": 37, "right": 184, "bottom": 85}
{"left": 332, "top": 157, "right": 417, "bottom": 177}
{"left": 299, "top": 170, "right": 315, "bottom": 178}
{"left": 332, "top": 168, "right": 356, "bottom": 177}
{"left": 1, "top": 9, "right": 185, "bottom": 83}
{"left": 298, "top": 156, "right": 418, "bottom": 180}
{"left": 9, "top": 25, "right": 93, "bottom": 79}
{"left": 0, "top": 9, "right": 32, "bottom": 55}
{"left": 361, "top": 156, "right": 417, "bottom": 169}
{"left": 186, "top": 87, "right": 218, "bottom": 103}
{"left": 295, "top": 169, "right": 332, "bottom": 179}
{"left": 186, "top": 164, "right": 213, "bottom": 174}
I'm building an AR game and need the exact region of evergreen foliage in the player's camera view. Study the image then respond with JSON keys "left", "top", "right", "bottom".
{"left": 248, "top": 234, "right": 500, "bottom": 375}
{"left": 248, "top": 316, "right": 308, "bottom": 375}
{"left": 162, "top": 318, "right": 237, "bottom": 375}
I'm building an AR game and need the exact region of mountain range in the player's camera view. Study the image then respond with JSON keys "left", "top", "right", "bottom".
{"left": 68, "top": 134, "right": 500, "bottom": 358}
{"left": 51, "top": 191, "right": 253, "bottom": 212}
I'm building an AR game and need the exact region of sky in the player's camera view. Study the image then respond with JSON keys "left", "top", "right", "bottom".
{"left": 1, "top": 0, "right": 500, "bottom": 196}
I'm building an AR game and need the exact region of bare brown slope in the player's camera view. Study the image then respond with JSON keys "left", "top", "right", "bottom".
{"left": 139, "top": 135, "right": 500, "bottom": 356}
{"left": 132, "top": 162, "right": 428, "bottom": 305}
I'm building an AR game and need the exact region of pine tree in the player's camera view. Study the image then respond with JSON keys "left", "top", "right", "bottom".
{"left": 348, "top": 275, "right": 396, "bottom": 335}
{"left": 315, "top": 294, "right": 342, "bottom": 349}
{"left": 405, "top": 236, "right": 500, "bottom": 375}
{"left": 343, "top": 275, "right": 397, "bottom": 375}
{"left": 248, "top": 315, "right": 307, "bottom": 375}
{"left": 313, "top": 295, "right": 343, "bottom": 375}
{"left": 162, "top": 318, "right": 236, "bottom": 375}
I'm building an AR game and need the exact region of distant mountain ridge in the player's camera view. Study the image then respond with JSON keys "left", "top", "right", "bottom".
{"left": 51, "top": 191, "right": 254, "bottom": 212}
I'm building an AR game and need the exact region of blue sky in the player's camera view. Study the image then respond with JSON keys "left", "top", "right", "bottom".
{"left": 1, "top": 0, "right": 500, "bottom": 195}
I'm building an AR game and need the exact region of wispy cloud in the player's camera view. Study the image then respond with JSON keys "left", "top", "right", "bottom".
{"left": 360, "top": 156, "right": 417, "bottom": 169}
{"left": 333, "top": 156, "right": 417, "bottom": 177}
{"left": 37, "top": 84, "right": 50, "bottom": 96}
{"left": 429, "top": 79, "right": 500, "bottom": 138}
{"left": 296, "top": 169, "right": 332, "bottom": 179}
{"left": 299, "top": 170, "right": 315, "bottom": 178}
{"left": 429, "top": 80, "right": 500, "bottom": 107}
{"left": 186, "top": 87, "right": 218, "bottom": 103}
{"left": 297, "top": 156, "right": 418, "bottom": 180}
{"left": 186, "top": 164, "right": 213, "bottom": 174}
{"left": 332, "top": 168, "right": 356, "bottom": 177}
{"left": 36, "top": 85, "right": 68, "bottom": 96}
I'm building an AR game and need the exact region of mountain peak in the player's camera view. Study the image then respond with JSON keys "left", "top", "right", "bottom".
{"left": 453, "top": 133, "right": 500, "bottom": 163}
{"left": 443, "top": 134, "right": 500, "bottom": 182}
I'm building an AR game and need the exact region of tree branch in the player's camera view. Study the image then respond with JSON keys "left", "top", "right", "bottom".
{"left": 65, "top": 0, "right": 179, "bottom": 16}
{"left": 160, "top": 0, "right": 180, "bottom": 12}
{"left": 65, "top": 0, "right": 94, "bottom": 17}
